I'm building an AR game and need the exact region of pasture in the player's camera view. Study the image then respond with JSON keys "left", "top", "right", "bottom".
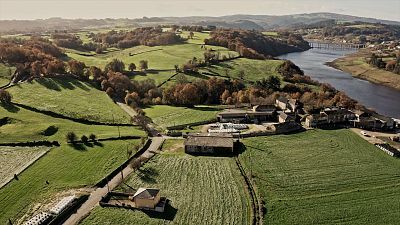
{"left": 199, "top": 58, "right": 284, "bottom": 83}
{"left": 0, "top": 105, "right": 145, "bottom": 143}
{"left": 67, "top": 43, "right": 238, "bottom": 71}
{"left": 0, "top": 63, "right": 15, "bottom": 87}
{"left": 7, "top": 77, "right": 131, "bottom": 124}
{"left": 143, "top": 105, "right": 222, "bottom": 129}
{"left": 0, "top": 139, "right": 142, "bottom": 225}
{"left": 239, "top": 129, "right": 400, "bottom": 225}
{"left": 81, "top": 141, "right": 251, "bottom": 225}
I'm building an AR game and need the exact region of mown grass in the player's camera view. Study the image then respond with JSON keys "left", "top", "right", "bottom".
{"left": 81, "top": 142, "right": 251, "bottom": 225}
{"left": 143, "top": 105, "right": 222, "bottom": 129}
{"left": 0, "top": 105, "right": 145, "bottom": 143}
{"left": 0, "top": 146, "right": 50, "bottom": 185}
{"left": 0, "top": 139, "right": 142, "bottom": 225}
{"left": 239, "top": 129, "right": 400, "bottom": 225}
{"left": 7, "top": 77, "right": 131, "bottom": 124}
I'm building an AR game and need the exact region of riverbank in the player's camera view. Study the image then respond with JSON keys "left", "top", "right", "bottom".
{"left": 327, "top": 50, "right": 400, "bottom": 91}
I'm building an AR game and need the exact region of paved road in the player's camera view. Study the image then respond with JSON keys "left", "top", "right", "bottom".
{"left": 63, "top": 137, "right": 164, "bottom": 225}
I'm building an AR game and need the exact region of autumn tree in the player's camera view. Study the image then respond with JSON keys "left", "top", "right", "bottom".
{"left": 189, "top": 31, "right": 194, "bottom": 39}
{"left": 105, "top": 58, "right": 125, "bottom": 72}
{"left": 68, "top": 60, "right": 86, "bottom": 77}
{"left": 128, "top": 63, "right": 137, "bottom": 72}
{"left": 139, "top": 60, "right": 149, "bottom": 71}
{"left": 0, "top": 89, "right": 12, "bottom": 105}
{"left": 66, "top": 132, "right": 77, "bottom": 143}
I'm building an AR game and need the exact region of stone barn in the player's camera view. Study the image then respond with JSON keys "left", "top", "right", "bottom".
{"left": 132, "top": 188, "right": 161, "bottom": 209}
{"left": 184, "top": 133, "right": 234, "bottom": 155}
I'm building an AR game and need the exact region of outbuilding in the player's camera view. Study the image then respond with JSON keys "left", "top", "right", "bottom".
{"left": 184, "top": 133, "right": 235, "bottom": 155}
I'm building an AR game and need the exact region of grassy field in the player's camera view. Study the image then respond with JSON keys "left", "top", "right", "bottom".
{"left": 0, "top": 63, "right": 15, "bottom": 87}
{"left": 0, "top": 146, "right": 50, "bottom": 185}
{"left": 81, "top": 140, "right": 251, "bottom": 225}
{"left": 143, "top": 105, "right": 222, "bottom": 129}
{"left": 0, "top": 139, "right": 142, "bottom": 225}
{"left": 7, "top": 77, "right": 131, "bottom": 124}
{"left": 331, "top": 51, "right": 400, "bottom": 91}
{"left": 262, "top": 31, "right": 279, "bottom": 37}
{"left": 67, "top": 43, "right": 238, "bottom": 71}
{"left": 129, "top": 69, "right": 176, "bottom": 86}
{"left": 239, "top": 129, "right": 400, "bottom": 225}
{"left": 0, "top": 105, "right": 145, "bottom": 143}
{"left": 199, "top": 58, "right": 284, "bottom": 83}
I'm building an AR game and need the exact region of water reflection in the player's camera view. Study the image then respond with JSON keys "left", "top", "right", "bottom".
{"left": 279, "top": 48, "right": 400, "bottom": 118}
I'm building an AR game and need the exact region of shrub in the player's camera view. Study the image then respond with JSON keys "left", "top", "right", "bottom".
{"left": 66, "top": 132, "right": 77, "bottom": 143}
{"left": 81, "top": 135, "right": 89, "bottom": 143}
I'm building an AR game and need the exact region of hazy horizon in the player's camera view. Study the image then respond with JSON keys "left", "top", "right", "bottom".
{"left": 0, "top": 0, "right": 399, "bottom": 22}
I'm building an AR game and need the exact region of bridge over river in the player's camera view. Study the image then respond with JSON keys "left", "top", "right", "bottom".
{"left": 307, "top": 40, "right": 366, "bottom": 50}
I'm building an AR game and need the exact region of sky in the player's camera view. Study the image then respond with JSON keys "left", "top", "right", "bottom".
{"left": 0, "top": 0, "right": 399, "bottom": 21}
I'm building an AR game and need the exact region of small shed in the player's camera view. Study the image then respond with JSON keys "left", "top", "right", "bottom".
{"left": 132, "top": 188, "right": 161, "bottom": 209}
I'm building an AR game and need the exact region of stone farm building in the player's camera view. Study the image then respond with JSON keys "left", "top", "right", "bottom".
{"left": 131, "top": 188, "right": 161, "bottom": 210}
{"left": 351, "top": 110, "right": 396, "bottom": 131}
{"left": 184, "top": 133, "right": 235, "bottom": 155}
{"left": 305, "top": 108, "right": 355, "bottom": 128}
{"left": 275, "top": 96, "right": 302, "bottom": 113}
{"left": 217, "top": 104, "right": 277, "bottom": 123}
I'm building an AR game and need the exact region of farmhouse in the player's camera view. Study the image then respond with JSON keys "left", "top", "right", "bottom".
{"left": 305, "top": 108, "right": 355, "bottom": 128}
{"left": 351, "top": 110, "right": 396, "bottom": 130}
{"left": 184, "top": 133, "right": 235, "bottom": 154}
{"left": 278, "top": 112, "right": 296, "bottom": 123}
{"left": 132, "top": 188, "right": 161, "bottom": 210}
{"left": 217, "top": 105, "right": 277, "bottom": 123}
{"left": 275, "top": 97, "right": 301, "bottom": 112}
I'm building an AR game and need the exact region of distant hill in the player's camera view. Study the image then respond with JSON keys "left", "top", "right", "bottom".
{"left": 164, "top": 13, "right": 400, "bottom": 29}
{"left": 0, "top": 13, "right": 399, "bottom": 34}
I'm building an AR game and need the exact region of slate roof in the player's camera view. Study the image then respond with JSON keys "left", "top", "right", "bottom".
{"left": 184, "top": 134, "right": 234, "bottom": 148}
{"left": 133, "top": 188, "right": 160, "bottom": 200}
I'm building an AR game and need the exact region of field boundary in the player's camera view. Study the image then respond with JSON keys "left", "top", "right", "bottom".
{"left": 235, "top": 157, "right": 261, "bottom": 225}
{"left": 12, "top": 102, "right": 134, "bottom": 127}
{"left": 0, "top": 146, "right": 53, "bottom": 189}
{"left": 166, "top": 118, "right": 218, "bottom": 130}
{"left": 95, "top": 138, "right": 152, "bottom": 187}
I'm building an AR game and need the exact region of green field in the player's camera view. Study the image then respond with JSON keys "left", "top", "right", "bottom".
{"left": 239, "top": 129, "right": 400, "bottom": 225}
{"left": 0, "top": 146, "right": 50, "bottom": 185}
{"left": 7, "top": 77, "right": 131, "bottom": 124}
{"left": 0, "top": 105, "right": 145, "bottom": 143}
{"left": 0, "top": 139, "right": 142, "bottom": 225}
{"left": 143, "top": 105, "right": 221, "bottom": 129}
{"left": 67, "top": 43, "right": 238, "bottom": 71}
{"left": 199, "top": 58, "right": 284, "bottom": 83}
{"left": 262, "top": 31, "right": 279, "bottom": 37}
{"left": 0, "top": 63, "right": 15, "bottom": 87}
{"left": 81, "top": 140, "right": 251, "bottom": 225}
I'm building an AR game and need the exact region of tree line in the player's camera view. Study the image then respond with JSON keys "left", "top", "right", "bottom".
{"left": 91, "top": 27, "right": 184, "bottom": 49}
{"left": 204, "top": 29, "right": 310, "bottom": 59}
{"left": 368, "top": 53, "right": 400, "bottom": 74}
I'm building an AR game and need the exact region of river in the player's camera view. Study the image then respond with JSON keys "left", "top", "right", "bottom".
{"left": 279, "top": 48, "right": 400, "bottom": 119}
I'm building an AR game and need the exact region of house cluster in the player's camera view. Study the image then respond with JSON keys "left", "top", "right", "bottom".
{"left": 217, "top": 96, "right": 301, "bottom": 125}
{"left": 305, "top": 108, "right": 396, "bottom": 131}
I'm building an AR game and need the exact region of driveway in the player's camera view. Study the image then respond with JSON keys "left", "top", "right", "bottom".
{"left": 63, "top": 137, "right": 164, "bottom": 225}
